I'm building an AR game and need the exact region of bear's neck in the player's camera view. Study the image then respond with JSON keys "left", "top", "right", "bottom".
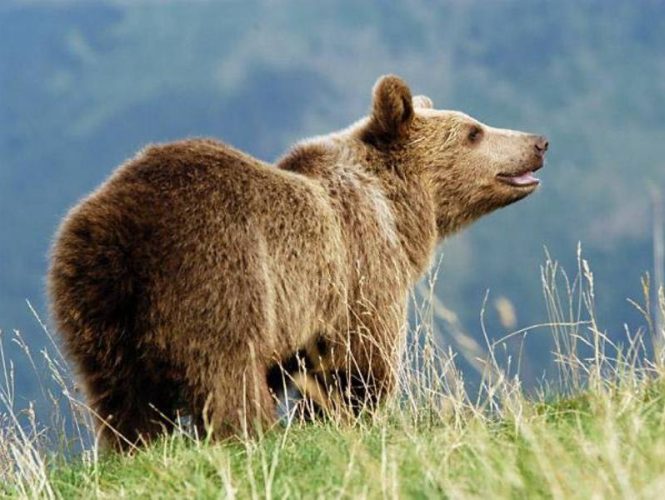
{"left": 369, "top": 155, "right": 438, "bottom": 279}
{"left": 277, "top": 141, "right": 438, "bottom": 281}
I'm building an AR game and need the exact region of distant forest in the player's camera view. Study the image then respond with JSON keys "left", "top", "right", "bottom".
{"left": 2, "top": 0, "right": 665, "bottom": 401}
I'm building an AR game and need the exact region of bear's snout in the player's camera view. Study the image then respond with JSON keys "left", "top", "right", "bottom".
{"left": 533, "top": 135, "right": 549, "bottom": 157}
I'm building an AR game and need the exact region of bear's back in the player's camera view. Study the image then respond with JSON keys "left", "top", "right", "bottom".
{"left": 48, "top": 138, "right": 348, "bottom": 370}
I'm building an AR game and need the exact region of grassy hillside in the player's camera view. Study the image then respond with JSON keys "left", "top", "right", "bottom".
{"left": 2, "top": 255, "right": 665, "bottom": 498}
{"left": 10, "top": 384, "right": 660, "bottom": 499}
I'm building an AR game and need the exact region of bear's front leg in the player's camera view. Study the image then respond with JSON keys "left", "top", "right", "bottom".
{"left": 339, "top": 298, "right": 406, "bottom": 414}
{"left": 270, "top": 330, "right": 399, "bottom": 421}
{"left": 316, "top": 311, "right": 403, "bottom": 417}
{"left": 338, "top": 328, "right": 400, "bottom": 414}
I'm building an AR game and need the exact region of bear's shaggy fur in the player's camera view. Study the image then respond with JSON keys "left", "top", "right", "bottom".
{"left": 48, "top": 75, "right": 547, "bottom": 450}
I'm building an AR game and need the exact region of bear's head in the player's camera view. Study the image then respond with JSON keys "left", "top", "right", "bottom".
{"left": 359, "top": 75, "right": 548, "bottom": 237}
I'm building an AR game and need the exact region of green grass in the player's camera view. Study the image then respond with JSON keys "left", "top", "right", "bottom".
{"left": 4, "top": 253, "right": 665, "bottom": 498}
{"left": 11, "top": 380, "right": 660, "bottom": 499}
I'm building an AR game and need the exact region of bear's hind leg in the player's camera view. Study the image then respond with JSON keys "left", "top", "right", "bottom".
{"left": 193, "top": 350, "right": 277, "bottom": 441}
{"left": 83, "top": 363, "right": 179, "bottom": 451}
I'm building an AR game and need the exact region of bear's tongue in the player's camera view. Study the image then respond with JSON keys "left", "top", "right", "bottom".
{"left": 510, "top": 171, "right": 539, "bottom": 185}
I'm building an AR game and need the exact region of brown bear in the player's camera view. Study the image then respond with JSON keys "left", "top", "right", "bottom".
{"left": 48, "top": 75, "right": 547, "bottom": 450}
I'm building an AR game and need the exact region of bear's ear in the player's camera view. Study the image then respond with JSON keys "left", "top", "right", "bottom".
{"left": 362, "top": 75, "right": 414, "bottom": 146}
{"left": 413, "top": 95, "right": 434, "bottom": 109}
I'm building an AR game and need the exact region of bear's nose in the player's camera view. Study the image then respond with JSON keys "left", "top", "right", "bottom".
{"left": 534, "top": 136, "right": 549, "bottom": 155}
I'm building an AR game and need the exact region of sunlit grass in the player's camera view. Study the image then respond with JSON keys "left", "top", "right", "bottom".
{"left": 2, "top": 250, "right": 665, "bottom": 498}
{"left": 26, "top": 382, "right": 665, "bottom": 499}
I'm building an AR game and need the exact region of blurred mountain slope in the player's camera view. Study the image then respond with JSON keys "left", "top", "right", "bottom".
{"left": 1, "top": 0, "right": 665, "bottom": 396}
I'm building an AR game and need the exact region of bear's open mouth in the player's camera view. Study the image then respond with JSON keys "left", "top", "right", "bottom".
{"left": 496, "top": 164, "right": 543, "bottom": 188}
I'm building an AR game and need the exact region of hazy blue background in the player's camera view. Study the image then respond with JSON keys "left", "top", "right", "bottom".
{"left": 2, "top": 0, "right": 665, "bottom": 404}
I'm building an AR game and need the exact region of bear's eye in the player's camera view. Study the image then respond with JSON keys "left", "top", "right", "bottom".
{"left": 467, "top": 125, "right": 483, "bottom": 144}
